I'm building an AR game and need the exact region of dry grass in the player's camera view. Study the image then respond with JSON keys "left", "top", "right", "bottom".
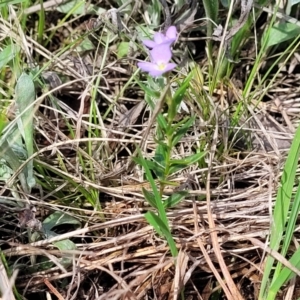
{"left": 0, "top": 1, "right": 300, "bottom": 299}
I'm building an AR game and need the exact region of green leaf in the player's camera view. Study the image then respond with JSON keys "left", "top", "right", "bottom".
{"left": 170, "top": 152, "right": 206, "bottom": 165}
{"left": 169, "top": 152, "right": 206, "bottom": 174}
{"left": 152, "top": 144, "right": 168, "bottom": 178}
{"left": 76, "top": 37, "right": 95, "bottom": 52}
{"left": 15, "top": 72, "right": 36, "bottom": 190}
{"left": 173, "top": 73, "right": 192, "bottom": 107}
{"left": 57, "top": 0, "right": 106, "bottom": 15}
{"left": 136, "top": 81, "right": 160, "bottom": 99}
{"left": 163, "top": 191, "right": 188, "bottom": 209}
{"left": 117, "top": 42, "right": 130, "bottom": 58}
{"left": 0, "top": 44, "right": 20, "bottom": 69}
{"left": 145, "top": 211, "right": 178, "bottom": 257}
{"left": 132, "top": 155, "right": 168, "bottom": 227}
{"left": 169, "top": 164, "right": 186, "bottom": 174}
{"left": 0, "top": 159, "right": 13, "bottom": 180}
{"left": 0, "top": 139, "right": 29, "bottom": 193}
{"left": 145, "top": 211, "right": 163, "bottom": 236}
{"left": 269, "top": 247, "right": 300, "bottom": 298}
{"left": 0, "top": 0, "right": 26, "bottom": 7}
{"left": 53, "top": 239, "right": 76, "bottom": 251}
{"left": 202, "top": 0, "right": 219, "bottom": 36}
{"left": 220, "top": 0, "right": 229, "bottom": 7}
{"left": 53, "top": 238, "right": 77, "bottom": 267}
{"left": 43, "top": 211, "right": 81, "bottom": 232}
{"left": 267, "top": 177, "right": 300, "bottom": 298}
{"left": 168, "top": 73, "right": 193, "bottom": 121}
{"left": 259, "top": 124, "right": 300, "bottom": 298}
{"left": 143, "top": 159, "right": 165, "bottom": 178}
{"left": 265, "top": 22, "right": 300, "bottom": 47}
{"left": 142, "top": 188, "right": 157, "bottom": 208}
{"left": 171, "top": 116, "right": 195, "bottom": 147}
{"left": 132, "top": 156, "right": 161, "bottom": 202}
{"left": 0, "top": 113, "right": 8, "bottom": 136}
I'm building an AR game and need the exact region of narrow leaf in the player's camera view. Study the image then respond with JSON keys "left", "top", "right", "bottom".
{"left": 170, "top": 152, "right": 206, "bottom": 165}
{"left": 145, "top": 211, "right": 178, "bottom": 257}
{"left": 15, "top": 72, "right": 36, "bottom": 190}
{"left": 0, "top": 44, "right": 20, "bottom": 69}
{"left": 172, "top": 116, "right": 195, "bottom": 146}
{"left": 269, "top": 247, "right": 300, "bottom": 297}
{"left": 260, "top": 124, "right": 300, "bottom": 298}
{"left": 173, "top": 72, "right": 192, "bottom": 108}
{"left": 142, "top": 188, "right": 157, "bottom": 208}
{"left": 164, "top": 191, "right": 188, "bottom": 209}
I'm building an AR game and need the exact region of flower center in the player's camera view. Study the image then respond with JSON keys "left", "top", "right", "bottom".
{"left": 157, "top": 62, "right": 166, "bottom": 70}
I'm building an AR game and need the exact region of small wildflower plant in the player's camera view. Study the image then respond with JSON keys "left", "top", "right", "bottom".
{"left": 135, "top": 26, "right": 206, "bottom": 257}
{"left": 137, "top": 26, "right": 177, "bottom": 77}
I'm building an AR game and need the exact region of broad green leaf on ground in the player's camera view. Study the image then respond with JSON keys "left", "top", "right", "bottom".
{"left": 15, "top": 72, "right": 36, "bottom": 190}
{"left": 117, "top": 42, "right": 130, "bottom": 58}
{"left": 0, "top": 44, "right": 20, "bottom": 69}
{"left": 54, "top": 239, "right": 76, "bottom": 251}
{"left": 264, "top": 22, "right": 300, "bottom": 47}
{"left": 53, "top": 239, "right": 77, "bottom": 266}
{"left": 43, "top": 211, "right": 81, "bottom": 232}
{"left": 76, "top": 37, "right": 95, "bottom": 52}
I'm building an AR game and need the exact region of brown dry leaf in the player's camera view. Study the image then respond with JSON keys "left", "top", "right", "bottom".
{"left": 169, "top": 249, "right": 189, "bottom": 300}
{"left": 18, "top": 206, "right": 42, "bottom": 231}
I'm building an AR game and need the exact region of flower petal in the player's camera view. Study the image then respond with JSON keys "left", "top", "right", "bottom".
{"left": 138, "top": 61, "right": 176, "bottom": 77}
{"left": 165, "top": 26, "right": 177, "bottom": 40}
{"left": 161, "top": 63, "right": 177, "bottom": 73}
{"left": 142, "top": 39, "right": 158, "bottom": 48}
{"left": 150, "top": 44, "right": 172, "bottom": 63}
{"left": 153, "top": 32, "right": 165, "bottom": 44}
{"left": 137, "top": 62, "right": 157, "bottom": 73}
{"left": 147, "top": 62, "right": 177, "bottom": 77}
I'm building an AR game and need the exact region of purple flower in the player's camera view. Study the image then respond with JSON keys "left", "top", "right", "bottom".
{"left": 138, "top": 43, "right": 177, "bottom": 77}
{"left": 142, "top": 26, "right": 177, "bottom": 49}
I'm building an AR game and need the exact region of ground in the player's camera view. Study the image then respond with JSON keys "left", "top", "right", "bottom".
{"left": 0, "top": 1, "right": 300, "bottom": 299}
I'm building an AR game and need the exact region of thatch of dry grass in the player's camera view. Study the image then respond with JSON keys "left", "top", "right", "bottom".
{"left": 0, "top": 1, "right": 300, "bottom": 299}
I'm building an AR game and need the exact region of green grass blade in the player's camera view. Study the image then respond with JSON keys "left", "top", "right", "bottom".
{"left": 260, "top": 124, "right": 300, "bottom": 299}
{"left": 267, "top": 175, "right": 300, "bottom": 298}
{"left": 269, "top": 247, "right": 300, "bottom": 298}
